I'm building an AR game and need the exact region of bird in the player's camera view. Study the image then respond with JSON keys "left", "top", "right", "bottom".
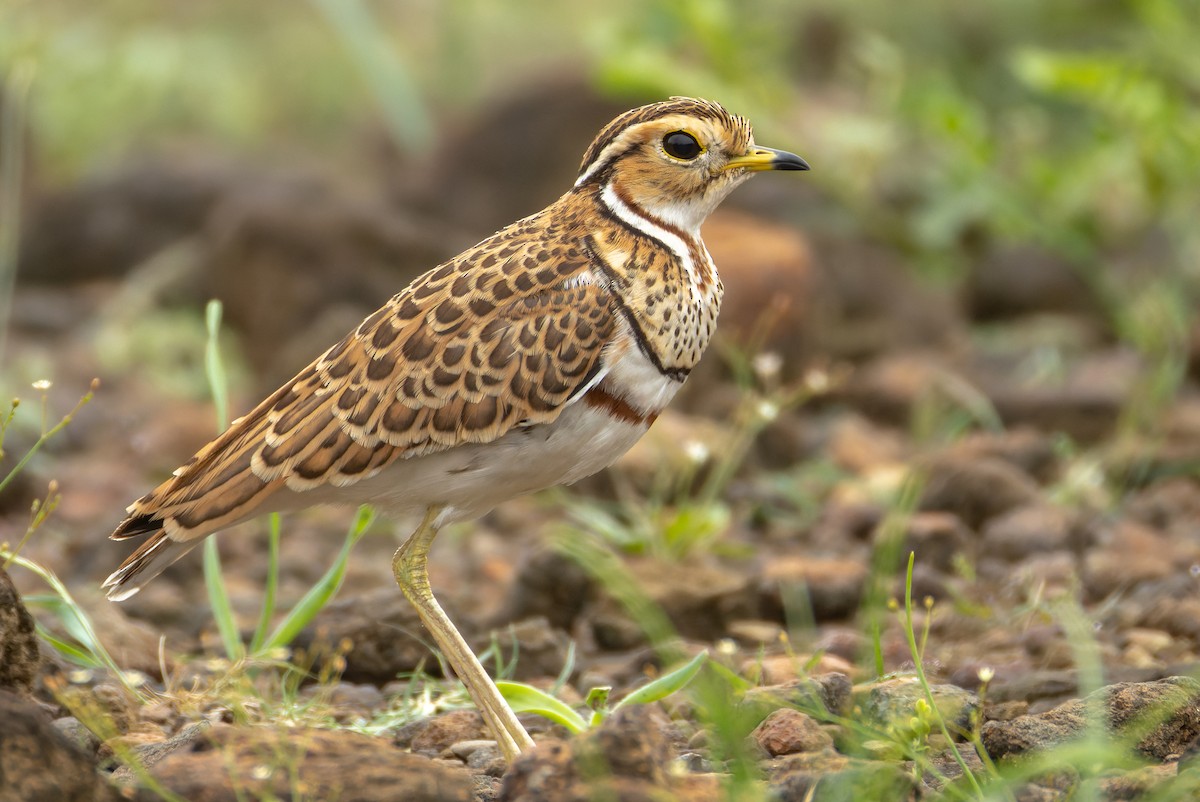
{"left": 104, "top": 96, "right": 808, "bottom": 761}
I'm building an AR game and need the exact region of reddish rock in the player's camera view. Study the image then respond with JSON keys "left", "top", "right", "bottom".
{"left": 751, "top": 708, "right": 834, "bottom": 756}
{"left": 410, "top": 709, "right": 487, "bottom": 757}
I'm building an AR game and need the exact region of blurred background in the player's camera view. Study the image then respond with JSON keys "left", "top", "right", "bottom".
{"left": 2, "top": 0, "right": 1199, "bottom": 696}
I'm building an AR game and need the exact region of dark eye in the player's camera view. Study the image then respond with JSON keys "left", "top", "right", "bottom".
{"left": 663, "top": 131, "right": 703, "bottom": 161}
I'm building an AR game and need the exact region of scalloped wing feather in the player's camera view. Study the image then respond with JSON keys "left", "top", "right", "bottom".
{"left": 105, "top": 210, "right": 617, "bottom": 597}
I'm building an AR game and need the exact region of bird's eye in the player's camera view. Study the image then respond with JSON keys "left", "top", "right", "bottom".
{"left": 662, "top": 131, "right": 703, "bottom": 161}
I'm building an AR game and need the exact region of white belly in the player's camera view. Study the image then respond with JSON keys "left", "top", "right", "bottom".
{"left": 343, "top": 401, "right": 650, "bottom": 524}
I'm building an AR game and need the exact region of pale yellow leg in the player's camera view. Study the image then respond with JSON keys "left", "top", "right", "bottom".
{"left": 392, "top": 506, "right": 535, "bottom": 762}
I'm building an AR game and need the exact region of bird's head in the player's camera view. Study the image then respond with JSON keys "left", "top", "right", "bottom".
{"left": 575, "top": 96, "right": 808, "bottom": 233}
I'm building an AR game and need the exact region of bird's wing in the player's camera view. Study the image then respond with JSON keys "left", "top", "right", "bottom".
{"left": 105, "top": 228, "right": 617, "bottom": 597}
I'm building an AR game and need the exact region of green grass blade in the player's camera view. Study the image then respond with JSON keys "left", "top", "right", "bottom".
{"left": 25, "top": 594, "right": 99, "bottom": 651}
{"left": 309, "top": 0, "right": 432, "bottom": 153}
{"left": 249, "top": 512, "right": 282, "bottom": 655}
{"left": 263, "top": 505, "right": 375, "bottom": 652}
{"left": 33, "top": 625, "right": 103, "bottom": 669}
{"left": 203, "top": 299, "right": 229, "bottom": 430}
{"left": 496, "top": 681, "right": 588, "bottom": 734}
{"left": 204, "top": 537, "right": 244, "bottom": 661}
{"left": 613, "top": 649, "right": 708, "bottom": 712}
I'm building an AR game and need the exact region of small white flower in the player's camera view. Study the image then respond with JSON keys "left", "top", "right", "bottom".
{"left": 752, "top": 352, "right": 783, "bottom": 382}
{"left": 31, "top": 379, "right": 52, "bottom": 392}
{"left": 803, "top": 368, "right": 829, "bottom": 393}
{"left": 683, "top": 440, "right": 710, "bottom": 464}
{"left": 755, "top": 399, "right": 779, "bottom": 423}
{"left": 977, "top": 666, "right": 995, "bottom": 684}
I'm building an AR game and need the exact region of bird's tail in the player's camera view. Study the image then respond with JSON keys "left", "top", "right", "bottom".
{"left": 102, "top": 523, "right": 200, "bottom": 601}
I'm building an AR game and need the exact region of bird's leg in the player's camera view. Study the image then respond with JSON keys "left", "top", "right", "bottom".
{"left": 392, "top": 505, "right": 535, "bottom": 762}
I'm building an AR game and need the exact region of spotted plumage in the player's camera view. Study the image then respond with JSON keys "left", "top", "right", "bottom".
{"left": 104, "top": 96, "right": 806, "bottom": 759}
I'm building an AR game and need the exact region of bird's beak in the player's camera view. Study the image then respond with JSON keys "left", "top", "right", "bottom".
{"left": 724, "top": 146, "right": 810, "bottom": 172}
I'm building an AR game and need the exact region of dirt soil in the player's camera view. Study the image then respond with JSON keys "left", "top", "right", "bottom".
{"left": 3, "top": 84, "right": 1200, "bottom": 801}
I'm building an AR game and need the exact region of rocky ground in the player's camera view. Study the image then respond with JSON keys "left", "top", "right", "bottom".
{"left": 3, "top": 83, "right": 1200, "bottom": 801}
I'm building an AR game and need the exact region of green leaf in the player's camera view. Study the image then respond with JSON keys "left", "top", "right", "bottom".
{"left": 33, "top": 624, "right": 103, "bottom": 669}
{"left": 705, "top": 657, "right": 754, "bottom": 694}
{"left": 585, "top": 686, "right": 611, "bottom": 712}
{"left": 613, "top": 650, "right": 709, "bottom": 712}
{"left": 263, "top": 505, "right": 374, "bottom": 652}
{"left": 25, "top": 594, "right": 101, "bottom": 653}
{"left": 496, "top": 681, "right": 588, "bottom": 734}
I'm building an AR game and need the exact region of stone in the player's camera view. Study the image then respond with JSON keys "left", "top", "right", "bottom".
{"left": 751, "top": 708, "right": 834, "bottom": 756}
{"left": 145, "top": 724, "right": 471, "bottom": 802}
{"left": 767, "top": 751, "right": 915, "bottom": 802}
{"left": 53, "top": 716, "right": 102, "bottom": 757}
{"left": 761, "top": 557, "right": 867, "bottom": 622}
{"left": 980, "top": 504, "right": 1079, "bottom": 563}
{"left": 918, "top": 454, "right": 1042, "bottom": 529}
{"left": 588, "top": 557, "right": 759, "bottom": 647}
{"left": 1083, "top": 521, "right": 1178, "bottom": 600}
{"left": 499, "top": 705, "right": 681, "bottom": 801}
{"left": 982, "top": 676, "right": 1200, "bottom": 762}
{"left": 747, "top": 652, "right": 860, "bottom": 687}
{"left": 410, "top": 709, "right": 487, "bottom": 757}
{"left": 502, "top": 547, "right": 593, "bottom": 632}
{"left": 1126, "top": 477, "right": 1200, "bottom": 534}
{"left": 316, "top": 682, "right": 385, "bottom": 722}
{"left": 300, "top": 587, "right": 466, "bottom": 683}
{"left": 965, "top": 244, "right": 1099, "bottom": 320}
{"left": 744, "top": 673, "right": 854, "bottom": 719}
{"left": 825, "top": 414, "right": 908, "bottom": 475}
{"left": 0, "top": 689, "right": 117, "bottom": 801}
{"left": 0, "top": 567, "right": 39, "bottom": 695}
{"left": 901, "top": 511, "right": 971, "bottom": 572}
{"left": 486, "top": 616, "right": 573, "bottom": 683}
{"left": 853, "top": 676, "right": 978, "bottom": 738}
{"left": 942, "top": 428, "right": 1061, "bottom": 483}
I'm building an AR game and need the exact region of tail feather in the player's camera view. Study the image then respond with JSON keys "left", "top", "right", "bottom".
{"left": 110, "top": 512, "right": 161, "bottom": 541}
{"left": 102, "top": 528, "right": 199, "bottom": 601}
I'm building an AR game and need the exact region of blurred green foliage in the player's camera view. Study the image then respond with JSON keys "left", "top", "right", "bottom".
{"left": 2, "top": 0, "right": 1196, "bottom": 393}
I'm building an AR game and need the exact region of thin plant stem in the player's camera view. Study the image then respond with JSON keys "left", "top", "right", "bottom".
{"left": 903, "top": 551, "right": 984, "bottom": 798}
